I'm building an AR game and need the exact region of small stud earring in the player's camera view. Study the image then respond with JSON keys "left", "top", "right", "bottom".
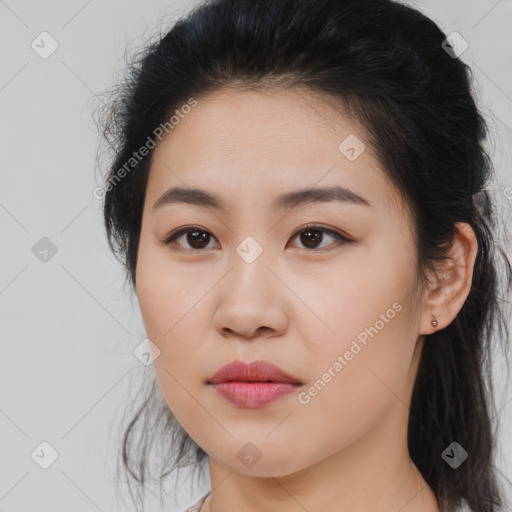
{"left": 431, "top": 314, "right": 438, "bottom": 329}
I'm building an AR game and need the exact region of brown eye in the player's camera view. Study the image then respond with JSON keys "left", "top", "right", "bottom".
{"left": 288, "top": 224, "right": 350, "bottom": 251}
{"left": 164, "top": 227, "right": 217, "bottom": 250}
{"left": 164, "top": 224, "right": 351, "bottom": 252}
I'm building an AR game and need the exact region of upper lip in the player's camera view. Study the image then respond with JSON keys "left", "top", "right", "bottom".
{"left": 208, "top": 360, "right": 302, "bottom": 385}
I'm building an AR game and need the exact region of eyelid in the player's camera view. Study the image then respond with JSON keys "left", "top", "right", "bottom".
{"left": 289, "top": 223, "right": 351, "bottom": 242}
{"left": 163, "top": 223, "right": 352, "bottom": 250}
{"left": 163, "top": 224, "right": 212, "bottom": 246}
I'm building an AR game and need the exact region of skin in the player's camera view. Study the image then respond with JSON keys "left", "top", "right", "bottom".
{"left": 135, "top": 87, "right": 478, "bottom": 512}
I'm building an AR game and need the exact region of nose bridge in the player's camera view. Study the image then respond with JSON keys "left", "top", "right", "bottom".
{"left": 228, "top": 234, "right": 275, "bottom": 304}
{"left": 212, "top": 234, "right": 288, "bottom": 338}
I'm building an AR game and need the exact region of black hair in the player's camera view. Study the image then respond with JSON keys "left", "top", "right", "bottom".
{"left": 95, "top": 0, "right": 512, "bottom": 510}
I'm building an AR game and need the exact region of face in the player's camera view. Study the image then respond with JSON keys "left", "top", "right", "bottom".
{"left": 135, "top": 87, "right": 426, "bottom": 477}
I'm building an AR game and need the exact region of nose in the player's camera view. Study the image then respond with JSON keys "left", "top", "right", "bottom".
{"left": 211, "top": 248, "right": 289, "bottom": 340}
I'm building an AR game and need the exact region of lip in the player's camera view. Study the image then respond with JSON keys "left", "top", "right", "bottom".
{"left": 209, "top": 360, "right": 302, "bottom": 385}
{"left": 208, "top": 360, "right": 303, "bottom": 408}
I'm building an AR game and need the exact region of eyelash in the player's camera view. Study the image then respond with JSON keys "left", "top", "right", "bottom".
{"left": 163, "top": 223, "right": 351, "bottom": 252}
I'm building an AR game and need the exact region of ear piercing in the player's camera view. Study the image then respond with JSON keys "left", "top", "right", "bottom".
{"left": 431, "top": 314, "right": 438, "bottom": 330}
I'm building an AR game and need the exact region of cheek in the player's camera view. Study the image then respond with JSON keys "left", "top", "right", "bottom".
{"left": 328, "top": 235, "right": 418, "bottom": 352}
{"left": 136, "top": 241, "right": 204, "bottom": 343}
{"left": 288, "top": 254, "right": 418, "bottom": 438}
{"left": 136, "top": 263, "right": 208, "bottom": 431}
{"left": 282, "top": 303, "right": 417, "bottom": 472}
{"left": 291, "top": 248, "right": 414, "bottom": 357}
{"left": 135, "top": 241, "right": 211, "bottom": 392}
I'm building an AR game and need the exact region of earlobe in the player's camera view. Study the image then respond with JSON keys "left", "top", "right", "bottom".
{"left": 421, "top": 222, "right": 479, "bottom": 334}
{"left": 430, "top": 311, "right": 438, "bottom": 331}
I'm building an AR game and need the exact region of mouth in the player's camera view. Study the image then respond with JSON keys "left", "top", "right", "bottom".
{"left": 207, "top": 360, "right": 303, "bottom": 408}
{"left": 207, "top": 359, "right": 303, "bottom": 385}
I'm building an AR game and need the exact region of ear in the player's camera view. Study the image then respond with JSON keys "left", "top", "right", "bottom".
{"left": 419, "top": 222, "right": 479, "bottom": 335}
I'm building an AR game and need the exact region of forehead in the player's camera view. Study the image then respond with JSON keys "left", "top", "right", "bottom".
{"left": 154, "top": 86, "right": 372, "bottom": 162}
{"left": 146, "top": 87, "right": 399, "bottom": 216}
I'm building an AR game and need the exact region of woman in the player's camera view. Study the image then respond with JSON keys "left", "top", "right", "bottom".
{"left": 96, "top": 0, "right": 512, "bottom": 510}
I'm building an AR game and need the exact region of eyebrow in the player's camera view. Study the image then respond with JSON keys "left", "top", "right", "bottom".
{"left": 152, "top": 185, "right": 371, "bottom": 211}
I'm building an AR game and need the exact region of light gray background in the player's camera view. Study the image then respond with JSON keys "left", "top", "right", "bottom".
{"left": 1, "top": 1, "right": 511, "bottom": 511}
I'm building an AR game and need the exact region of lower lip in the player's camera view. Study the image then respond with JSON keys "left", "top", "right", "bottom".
{"left": 211, "top": 382, "right": 301, "bottom": 407}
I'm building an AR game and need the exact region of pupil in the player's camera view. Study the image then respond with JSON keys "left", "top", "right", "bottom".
{"left": 188, "top": 230, "right": 210, "bottom": 248}
{"left": 301, "top": 229, "right": 321, "bottom": 248}
{"left": 185, "top": 229, "right": 323, "bottom": 249}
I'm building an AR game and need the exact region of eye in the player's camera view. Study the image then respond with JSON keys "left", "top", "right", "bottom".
{"left": 288, "top": 224, "right": 351, "bottom": 251}
{"left": 163, "top": 224, "right": 351, "bottom": 251}
{"left": 164, "top": 225, "right": 218, "bottom": 251}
